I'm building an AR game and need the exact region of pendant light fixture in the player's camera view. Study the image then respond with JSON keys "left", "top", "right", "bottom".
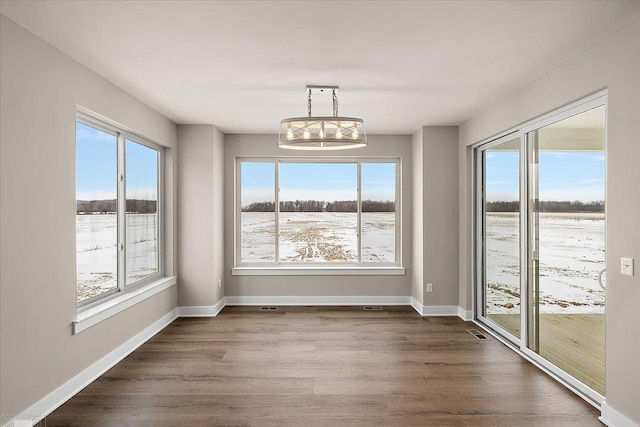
{"left": 278, "top": 85, "right": 367, "bottom": 150}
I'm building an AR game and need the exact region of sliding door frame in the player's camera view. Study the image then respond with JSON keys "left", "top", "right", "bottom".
{"left": 474, "top": 131, "right": 523, "bottom": 348}
{"left": 472, "top": 90, "right": 608, "bottom": 408}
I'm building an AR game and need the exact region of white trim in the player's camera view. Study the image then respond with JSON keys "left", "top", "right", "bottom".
{"left": 231, "top": 267, "right": 406, "bottom": 276}
{"left": 225, "top": 295, "right": 410, "bottom": 306}
{"left": 3, "top": 309, "right": 178, "bottom": 427}
{"left": 422, "top": 305, "right": 460, "bottom": 316}
{"left": 409, "top": 298, "right": 460, "bottom": 317}
{"left": 179, "top": 298, "right": 226, "bottom": 317}
{"left": 520, "top": 90, "right": 608, "bottom": 134}
{"left": 236, "top": 157, "right": 402, "bottom": 268}
{"left": 4, "top": 300, "right": 479, "bottom": 427}
{"left": 600, "top": 402, "right": 639, "bottom": 427}
{"left": 410, "top": 297, "right": 423, "bottom": 315}
{"left": 183, "top": 297, "right": 469, "bottom": 321}
{"left": 76, "top": 112, "right": 166, "bottom": 311}
{"left": 74, "top": 276, "right": 176, "bottom": 334}
{"left": 457, "top": 306, "right": 473, "bottom": 321}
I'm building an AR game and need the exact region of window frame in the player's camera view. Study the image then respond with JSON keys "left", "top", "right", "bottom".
{"left": 76, "top": 112, "right": 164, "bottom": 311}
{"left": 235, "top": 157, "right": 401, "bottom": 268}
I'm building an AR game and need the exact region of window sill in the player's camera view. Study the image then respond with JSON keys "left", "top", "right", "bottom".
{"left": 231, "top": 267, "right": 405, "bottom": 276}
{"left": 73, "top": 276, "right": 177, "bottom": 334}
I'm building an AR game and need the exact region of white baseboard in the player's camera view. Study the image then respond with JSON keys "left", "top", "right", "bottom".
{"left": 179, "top": 298, "right": 226, "bottom": 317}
{"left": 410, "top": 297, "right": 424, "bottom": 315}
{"left": 410, "top": 298, "right": 460, "bottom": 317}
{"left": 5, "top": 297, "right": 474, "bottom": 427}
{"left": 458, "top": 306, "right": 473, "bottom": 321}
{"left": 422, "top": 305, "right": 460, "bottom": 316}
{"left": 2, "top": 308, "right": 179, "bottom": 427}
{"left": 600, "top": 402, "right": 639, "bottom": 427}
{"left": 224, "top": 295, "right": 411, "bottom": 306}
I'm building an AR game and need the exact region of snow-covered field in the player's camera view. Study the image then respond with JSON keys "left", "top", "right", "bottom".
{"left": 76, "top": 214, "right": 158, "bottom": 302}
{"left": 77, "top": 212, "right": 603, "bottom": 313}
{"left": 241, "top": 212, "right": 396, "bottom": 263}
{"left": 486, "top": 212, "right": 605, "bottom": 314}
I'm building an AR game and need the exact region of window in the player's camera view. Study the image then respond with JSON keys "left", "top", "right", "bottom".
{"left": 76, "top": 114, "right": 162, "bottom": 307}
{"left": 237, "top": 159, "right": 399, "bottom": 266}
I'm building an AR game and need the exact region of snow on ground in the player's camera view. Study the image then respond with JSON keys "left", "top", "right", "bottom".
{"left": 486, "top": 212, "right": 605, "bottom": 314}
{"left": 76, "top": 214, "right": 158, "bottom": 302}
{"left": 241, "top": 212, "right": 396, "bottom": 263}
{"left": 362, "top": 213, "right": 396, "bottom": 263}
{"left": 78, "top": 212, "right": 603, "bottom": 313}
{"left": 240, "top": 213, "right": 276, "bottom": 262}
{"left": 278, "top": 213, "right": 358, "bottom": 262}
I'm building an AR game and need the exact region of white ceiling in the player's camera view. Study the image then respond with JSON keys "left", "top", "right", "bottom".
{"left": 2, "top": 1, "right": 639, "bottom": 134}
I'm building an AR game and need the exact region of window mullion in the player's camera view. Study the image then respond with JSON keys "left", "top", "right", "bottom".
{"left": 275, "top": 160, "right": 280, "bottom": 265}
{"left": 235, "top": 159, "right": 241, "bottom": 267}
{"left": 357, "top": 161, "right": 362, "bottom": 264}
{"left": 396, "top": 159, "right": 401, "bottom": 265}
{"left": 117, "top": 133, "right": 126, "bottom": 292}
{"left": 157, "top": 148, "right": 164, "bottom": 277}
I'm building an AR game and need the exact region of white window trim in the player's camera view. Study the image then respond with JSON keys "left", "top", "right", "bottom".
{"left": 231, "top": 267, "right": 405, "bottom": 276}
{"left": 76, "top": 112, "right": 165, "bottom": 311}
{"left": 73, "top": 276, "right": 176, "bottom": 334}
{"left": 235, "top": 157, "right": 402, "bottom": 269}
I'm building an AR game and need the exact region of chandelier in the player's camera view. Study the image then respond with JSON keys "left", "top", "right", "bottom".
{"left": 278, "top": 85, "right": 367, "bottom": 150}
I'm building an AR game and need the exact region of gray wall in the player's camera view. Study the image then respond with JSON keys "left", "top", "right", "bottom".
{"left": 212, "top": 126, "right": 225, "bottom": 301}
{"left": 0, "top": 16, "right": 178, "bottom": 417}
{"left": 421, "top": 127, "right": 459, "bottom": 306}
{"left": 177, "top": 125, "right": 225, "bottom": 306}
{"left": 223, "top": 134, "right": 413, "bottom": 298}
{"left": 459, "top": 19, "right": 640, "bottom": 423}
{"left": 411, "top": 129, "right": 424, "bottom": 303}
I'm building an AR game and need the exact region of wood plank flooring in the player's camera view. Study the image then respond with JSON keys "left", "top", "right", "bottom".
{"left": 46, "top": 306, "right": 602, "bottom": 426}
{"left": 487, "top": 313, "right": 605, "bottom": 394}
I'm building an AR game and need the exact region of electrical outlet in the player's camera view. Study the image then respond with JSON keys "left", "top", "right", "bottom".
{"left": 621, "top": 257, "right": 634, "bottom": 276}
{"left": 426, "top": 283, "right": 433, "bottom": 293}
{"left": 218, "top": 279, "right": 222, "bottom": 288}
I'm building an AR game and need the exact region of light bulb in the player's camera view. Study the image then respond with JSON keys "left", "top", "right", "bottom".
{"left": 319, "top": 124, "right": 324, "bottom": 139}
{"left": 303, "top": 128, "right": 310, "bottom": 139}
{"left": 336, "top": 129, "right": 342, "bottom": 139}
{"left": 286, "top": 126, "right": 293, "bottom": 140}
{"left": 352, "top": 122, "right": 359, "bottom": 139}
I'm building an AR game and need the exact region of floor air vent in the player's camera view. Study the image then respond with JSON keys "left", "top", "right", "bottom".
{"left": 363, "top": 306, "right": 383, "bottom": 311}
{"left": 259, "top": 306, "right": 279, "bottom": 311}
{"left": 467, "top": 329, "right": 489, "bottom": 340}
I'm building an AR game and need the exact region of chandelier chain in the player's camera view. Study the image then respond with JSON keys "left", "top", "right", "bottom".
{"left": 308, "top": 89, "right": 312, "bottom": 117}
{"left": 332, "top": 90, "right": 338, "bottom": 117}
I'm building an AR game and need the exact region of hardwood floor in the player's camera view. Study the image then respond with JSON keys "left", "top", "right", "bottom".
{"left": 46, "top": 306, "right": 602, "bottom": 426}
{"left": 488, "top": 313, "right": 605, "bottom": 394}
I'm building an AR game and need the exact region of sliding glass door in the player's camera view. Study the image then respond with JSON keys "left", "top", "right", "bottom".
{"left": 525, "top": 105, "right": 606, "bottom": 396}
{"left": 478, "top": 136, "right": 521, "bottom": 341}
{"left": 476, "top": 93, "right": 607, "bottom": 403}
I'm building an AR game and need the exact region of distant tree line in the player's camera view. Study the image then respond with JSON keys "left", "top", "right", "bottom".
{"left": 77, "top": 199, "right": 157, "bottom": 214}
{"left": 486, "top": 200, "right": 604, "bottom": 213}
{"left": 242, "top": 200, "right": 395, "bottom": 213}
{"left": 281, "top": 200, "right": 324, "bottom": 212}
{"left": 241, "top": 201, "right": 276, "bottom": 212}
{"left": 361, "top": 200, "right": 395, "bottom": 212}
